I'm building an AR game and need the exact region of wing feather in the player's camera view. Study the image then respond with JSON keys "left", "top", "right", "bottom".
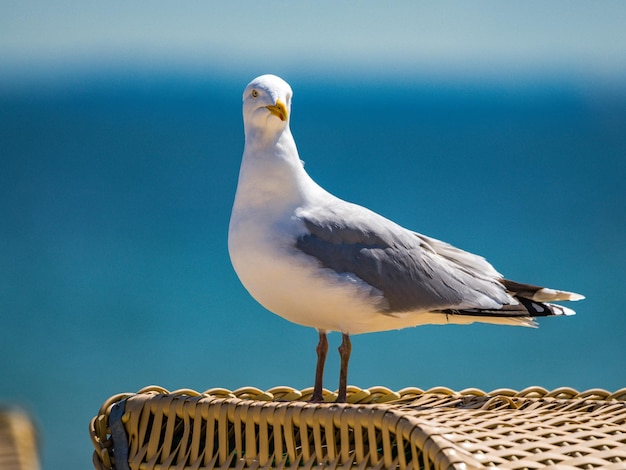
{"left": 295, "top": 202, "right": 512, "bottom": 313}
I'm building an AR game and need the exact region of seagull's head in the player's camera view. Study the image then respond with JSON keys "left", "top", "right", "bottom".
{"left": 243, "top": 74, "right": 293, "bottom": 136}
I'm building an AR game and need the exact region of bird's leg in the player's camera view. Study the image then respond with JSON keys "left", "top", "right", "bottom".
{"left": 336, "top": 333, "right": 352, "bottom": 403}
{"left": 311, "top": 330, "right": 328, "bottom": 402}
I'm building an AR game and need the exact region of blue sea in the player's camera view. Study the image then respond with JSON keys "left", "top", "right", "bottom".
{"left": 1, "top": 71, "right": 625, "bottom": 469}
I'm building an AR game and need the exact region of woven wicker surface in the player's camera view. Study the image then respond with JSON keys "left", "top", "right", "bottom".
{"left": 0, "top": 408, "right": 40, "bottom": 470}
{"left": 90, "top": 385, "right": 626, "bottom": 470}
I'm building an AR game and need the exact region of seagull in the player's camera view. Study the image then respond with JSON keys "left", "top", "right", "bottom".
{"left": 228, "top": 74, "right": 584, "bottom": 403}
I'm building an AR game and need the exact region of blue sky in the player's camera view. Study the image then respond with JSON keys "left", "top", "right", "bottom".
{"left": 2, "top": 1, "right": 626, "bottom": 83}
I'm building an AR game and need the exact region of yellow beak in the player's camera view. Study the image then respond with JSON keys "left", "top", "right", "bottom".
{"left": 265, "top": 100, "right": 288, "bottom": 121}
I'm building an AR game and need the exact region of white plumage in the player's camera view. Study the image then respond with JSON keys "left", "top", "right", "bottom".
{"left": 228, "top": 74, "right": 583, "bottom": 402}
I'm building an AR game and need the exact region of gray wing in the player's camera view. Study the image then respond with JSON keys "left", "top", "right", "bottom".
{"left": 295, "top": 202, "right": 513, "bottom": 313}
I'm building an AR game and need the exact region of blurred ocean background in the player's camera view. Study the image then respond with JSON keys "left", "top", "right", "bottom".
{"left": 2, "top": 2, "right": 626, "bottom": 469}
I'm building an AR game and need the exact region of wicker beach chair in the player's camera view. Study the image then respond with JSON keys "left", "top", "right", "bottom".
{"left": 0, "top": 407, "right": 40, "bottom": 470}
{"left": 90, "top": 385, "right": 626, "bottom": 469}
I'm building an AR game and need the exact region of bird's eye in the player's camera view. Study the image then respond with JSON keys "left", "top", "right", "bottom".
{"left": 251, "top": 89, "right": 259, "bottom": 98}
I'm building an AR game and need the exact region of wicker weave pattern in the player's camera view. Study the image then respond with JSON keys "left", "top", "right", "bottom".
{"left": 90, "top": 386, "right": 626, "bottom": 469}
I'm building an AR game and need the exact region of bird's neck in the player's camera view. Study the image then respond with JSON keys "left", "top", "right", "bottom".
{"left": 235, "top": 127, "right": 320, "bottom": 212}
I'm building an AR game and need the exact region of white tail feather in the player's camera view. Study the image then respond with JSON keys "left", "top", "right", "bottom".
{"left": 547, "top": 303, "right": 577, "bottom": 316}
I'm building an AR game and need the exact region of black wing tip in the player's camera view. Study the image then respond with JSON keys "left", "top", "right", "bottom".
{"left": 502, "top": 279, "right": 584, "bottom": 302}
{"left": 441, "top": 297, "right": 576, "bottom": 319}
